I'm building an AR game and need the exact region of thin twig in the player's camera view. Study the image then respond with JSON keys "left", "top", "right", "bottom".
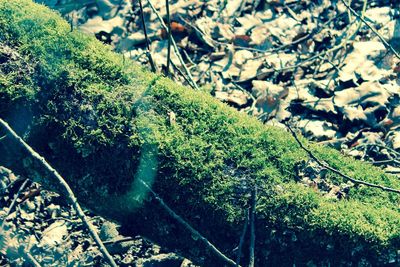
{"left": 26, "top": 252, "right": 42, "bottom": 267}
{"left": 170, "top": 60, "right": 195, "bottom": 86}
{"left": 385, "top": 170, "right": 400, "bottom": 175}
{"left": 181, "top": 9, "right": 344, "bottom": 62}
{"left": 284, "top": 3, "right": 301, "bottom": 22}
{"left": 231, "top": 80, "right": 257, "bottom": 115}
{"left": 138, "top": 178, "right": 238, "bottom": 266}
{"left": 252, "top": 0, "right": 262, "bottom": 14}
{"left": 340, "top": 0, "right": 400, "bottom": 60}
{"left": 234, "top": 0, "right": 247, "bottom": 21}
{"left": 250, "top": 13, "right": 345, "bottom": 60}
{"left": 252, "top": 41, "right": 346, "bottom": 79}
{"left": 0, "top": 118, "right": 118, "bottom": 267}
{"left": 111, "top": 0, "right": 126, "bottom": 19}
{"left": 248, "top": 188, "right": 256, "bottom": 267}
{"left": 181, "top": 48, "right": 196, "bottom": 66}
{"left": 317, "top": 55, "right": 341, "bottom": 72}
{"left": 0, "top": 179, "right": 29, "bottom": 229}
{"left": 0, "top": 176, "right": 26, "bottom": 194}
{"left": 316, "top": 137, "right": 348, "bottom": 145}
{"left": 68, "top": 13, "right": 74, "bottom": 32}
{"left": 274, "top": 42, "right": 345, "bottom": 72}
{"left": 103, "top": 237, "right": 135, "bottom": 245}
{"left": 354, "top": 143, "right": 400, "bottom": 159}
{"left": 147, "top": 0, "right": 199, "bottom": 90}
{"left": 235, "top": 208, "right": 249, "bottom": 266}
{"left": 137, "top": 0, "right": 157, "bottom": 72}
{"left": 251, "top": 15, "right": 357, "bottom": 75}
{"left": 286, "top": 123, "right": 400, "bottom": 194}
{"left": 346, "top": 0, "right": 353, "bottom": 23}
{"left": 165, "top": 0, "right": 171, "bottom": 76}
{"left": 373, "top": 159, "right": 400, "bottom": 166}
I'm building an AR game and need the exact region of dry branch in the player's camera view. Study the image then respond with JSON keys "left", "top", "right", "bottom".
{"left": 0, "top": 119, "right": 118, "bottom": 267}
{"left": 165, "top": 0, "right": 171, "bottom": 76}
{"left": 0, "top": 179, "right": 29, "bottom": 229}
{"left": 26, "top": 252, "right": 42, "bottom": 267}
{"left": 147, "top": 0, "right": 199, "bottom": 90}
{"left": 138, "top": 178, "right": 238, "bottom": 267}
{"left": 248, "top": 188, "right": 256, "bottom": 267}
{"left": 137, "top": 0, "right": 157, "bottom": 72}
{"left": 286, "top": 123, "right": 400, "bottom": 194}
{"left": 235, "top": 208, "right": 249, "bottom": 266}
{"left": 340, "top": 0, "right": 400, "bottom": 60}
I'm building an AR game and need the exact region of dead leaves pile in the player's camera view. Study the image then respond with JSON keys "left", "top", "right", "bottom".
{"left": 0, "top": 167, "right": 195, "bottom": 267}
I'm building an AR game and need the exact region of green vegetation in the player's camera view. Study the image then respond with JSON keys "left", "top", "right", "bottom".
{"left": 1, "top": 0, "right": 399, "bottom": 265}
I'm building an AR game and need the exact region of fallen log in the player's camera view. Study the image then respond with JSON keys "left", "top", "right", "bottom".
{"left": 0, "top": 1, "right": 400, "bottom": 265}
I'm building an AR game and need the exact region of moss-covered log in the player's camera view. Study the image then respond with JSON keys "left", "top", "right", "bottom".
{"left": 1, "top": 1, "right": 400, "bottom": 265}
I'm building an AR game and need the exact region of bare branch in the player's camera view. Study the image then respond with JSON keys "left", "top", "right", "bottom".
{"left": 147, "top": 0, "right": 199, "bottom": 90}
{"left": 0, "top": 118, "right": 118, "bottom": 267}
{"left": 385, "top": 170, "right": 400, "bottom": 175}
{"left": 137, "top": 0, "right": 157, "bottom": 72}
{"left": 340, "top": 0, "right": 400, "bottom": 60}
{"left": 235, "top": 208, "right": 249, "bottom": 266}
{"left": 286, "top": 123, "right": 400, "bottom": 194}
{"left": 248, "top": 187, "right": 256, "bottom": 267}
{"left": 165, "top": 0, "right": 171, "bottom": 76}
{"left": 138, "top": 178, "right": 238, "bottom": 266}
{"left": 103, "top": 237, "right": 135, "bottom": 245}
{"left": 170, "top": 59, "right": 194, "bottom": 86}
{"left": 0, "top": 179, "right": 29, "bottom": 229}
{"left": 26, "top": 252, "right": 42, "bottom": 267}
{"left": 372, "top": 159, "right": 400, "bottom": 166}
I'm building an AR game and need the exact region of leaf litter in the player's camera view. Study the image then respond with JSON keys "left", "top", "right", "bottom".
{"left": 0, "top": 167, "right": 196, "bottom": 266}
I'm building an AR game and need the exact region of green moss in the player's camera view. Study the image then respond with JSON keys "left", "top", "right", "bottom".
{"left": 1, "top": 1, "right": 400, "bottom": 265}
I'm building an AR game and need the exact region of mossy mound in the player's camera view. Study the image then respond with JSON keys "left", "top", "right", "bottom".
{"left": 1, "top": 1, "right": 400, "bottom": 265}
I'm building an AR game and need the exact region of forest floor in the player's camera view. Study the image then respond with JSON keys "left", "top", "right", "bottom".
{"left": 1, "top": 0, "right": 400, "bottom": 266}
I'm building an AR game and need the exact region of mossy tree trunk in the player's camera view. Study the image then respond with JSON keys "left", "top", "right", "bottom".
{"left": 1, "top": 1, "right": 400, "bottom": 265}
